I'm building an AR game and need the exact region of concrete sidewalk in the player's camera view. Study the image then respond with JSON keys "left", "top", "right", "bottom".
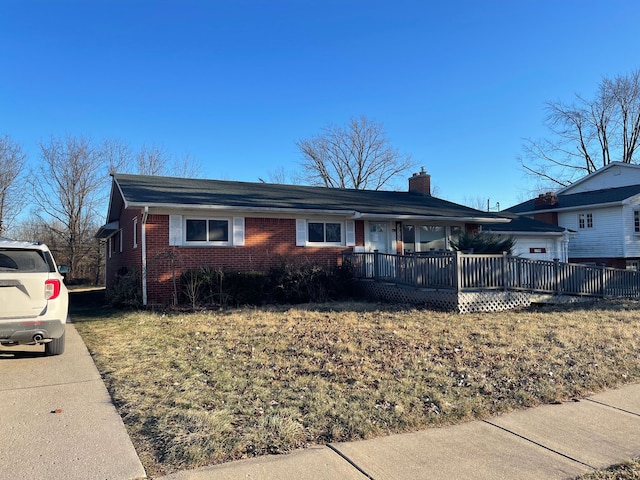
{"left": 159, "top": 383, "right": 640, "bottom": 480}
{"left": 0, "top": 324, "right": 146, "bottom": 480}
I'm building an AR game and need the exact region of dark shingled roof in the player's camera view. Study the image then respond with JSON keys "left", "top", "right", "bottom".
{"left": 482, "top": 214, "right": 567, "bottom": 234}
{"left": 507, "top": 184, "right": 640, "bottom": 214}
{"left": 110, "top": 173, "right": 504, "bottom": 221}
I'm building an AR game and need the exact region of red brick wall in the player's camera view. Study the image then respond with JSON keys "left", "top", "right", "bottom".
{"left": 104, "top": 207, "right": 143, "bottom": 290}
{"left": 533, "top": 212, "right": 559, "bottom": 226}
{"left": 568, "top": 257, "right": 627, "bottom": 269}
{"left": 115, "top": 214, "right": 359, "bottom": 305}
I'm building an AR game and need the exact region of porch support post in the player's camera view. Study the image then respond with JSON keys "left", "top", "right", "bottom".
{"left": 502, "top": 251, "right": 508, "bottom": 291}
{"left": 373, "top": 249, "right": 379, "bottom": 280}
{"left": 455, "top": 250, "right": 462, "bottom": 292}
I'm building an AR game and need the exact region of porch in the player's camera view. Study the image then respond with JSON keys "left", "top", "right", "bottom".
{"left": 342, "top": 251, "right": 640, "bottom": 313}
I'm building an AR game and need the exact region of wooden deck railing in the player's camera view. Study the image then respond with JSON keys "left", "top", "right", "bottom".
{"left": 342, "top": 251, "right": 640, "bottom": 298}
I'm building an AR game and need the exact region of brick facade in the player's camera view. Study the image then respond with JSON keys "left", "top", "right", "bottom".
{"left": 105, "top": 210, "right": 361, "bottom": 305}
{"left": 104, "top": 207, "right": 143, "bottom": 290}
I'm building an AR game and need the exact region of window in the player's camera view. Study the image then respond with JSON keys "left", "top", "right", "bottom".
{"left": 419, "top": 225, "right": 446, "bottom": 251}
{"left": 0, "top": 249, "right": 50, "bottom": 273}
{"left": 635, "top": 211, "right": 640, "bottom": 233}
{"left": 449, "top": 225, "right": 463, "bottom": 246}
{"left": 133, "top": 217, "right": 138, "bottom": 248}
{"left": 403, "top": 224, "right": 456, "bottom": 252}
{"left": 185, "top": 219, "right": 229, "bottom": 243}
{"left": 111, "top": 231, "right": 121, "bottom": 254}
{"left": 578, "top": 213, "right": 593, "bottom": 229}
{"left": 308, "top": 222, "right": 342, "bottom": 244}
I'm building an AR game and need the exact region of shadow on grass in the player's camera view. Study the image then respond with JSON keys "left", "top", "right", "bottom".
{"left": 69, "top": 288, "right": 123, "bottom": 321}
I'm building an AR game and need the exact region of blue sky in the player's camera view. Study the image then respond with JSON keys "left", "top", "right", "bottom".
{"left": 2, "top": 0, "right": 639, "bottom": 212}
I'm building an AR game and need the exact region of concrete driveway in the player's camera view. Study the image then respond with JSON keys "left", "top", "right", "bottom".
{"left": 0, "top": 323, "right": 146, "bottom": 480}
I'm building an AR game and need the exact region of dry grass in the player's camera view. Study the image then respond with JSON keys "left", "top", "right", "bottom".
{"left": 72, "top": 298, "right": 640, "bottom": 477}
{"left": 578, "top": 457, "right": 640, "bottom": 479}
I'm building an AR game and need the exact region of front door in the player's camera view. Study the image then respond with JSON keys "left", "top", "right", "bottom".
{"left": 368, "top": 222, "right": 390, "bottom": 253}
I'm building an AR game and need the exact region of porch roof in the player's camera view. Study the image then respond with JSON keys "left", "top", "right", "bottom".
{"left": 107, "top": 173, "right": 509, "bottom": 224}
{"left": 481, "top": 214, "right": 569, "bottom": 235}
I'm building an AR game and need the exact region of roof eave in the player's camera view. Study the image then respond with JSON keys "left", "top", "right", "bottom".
{"left": 515, "top": 199, "right": 627, "bottom": 215}
{"left": 137, "top": 202, "right": 363, "bottom": 218}
{"left": 359, "top": 213, "right": 509, "bottom": 223}
{"left": 482, "top": 230, "right": 566, "bottom": 236}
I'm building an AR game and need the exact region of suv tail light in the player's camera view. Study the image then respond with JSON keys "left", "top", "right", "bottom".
{"left": 45, "top": 279, "right": 61, "bottom": 300}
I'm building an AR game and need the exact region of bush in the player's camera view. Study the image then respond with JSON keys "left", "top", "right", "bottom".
{"left": 450, "top": 231, "right": 516, "bottom": 254}
{"left": 178, "top": 261, "right": 354, "bottom": 308}
{"left": 107, "top": 267, "right": 143, "bottom": 308}
{"left": 180, "top": 268, "right": 267, "bottom": 308}
{"left": 266, "top": 260, "right": 354, "bottom": 304}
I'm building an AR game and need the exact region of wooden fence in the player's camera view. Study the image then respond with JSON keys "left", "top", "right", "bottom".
{"left": 343, "top": 251, "right": 640, "bottom": 298}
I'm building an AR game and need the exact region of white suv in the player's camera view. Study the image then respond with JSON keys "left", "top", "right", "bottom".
{"left": 0, "top": 239, "right": 69, "bottom": 355}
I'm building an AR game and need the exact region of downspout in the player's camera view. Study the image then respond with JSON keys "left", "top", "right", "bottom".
{"left": 141, "top": 206, "right": 149, "bottom": 306}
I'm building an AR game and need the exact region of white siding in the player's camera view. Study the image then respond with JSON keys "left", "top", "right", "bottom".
{"left": 623, "top": 203, "right": 640, "bottom": 258}
{"left": 562, "top": 163, "right": 640, "bottom": 194}
{"left": 560, "top": 207, "right": 623, "bottom": 259}
{"left": 508, "top": 236, "right": 560, "bottom": 262}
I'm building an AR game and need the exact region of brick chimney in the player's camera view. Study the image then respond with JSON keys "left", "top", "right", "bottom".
{"left": 534, "top": 192, "right": 558, "bottom": 209}
{"left": 533, "top": 192, "right": 559, "bottom": 225}
{"left": 409, "top": 167, "right": 431, "bottom": 195}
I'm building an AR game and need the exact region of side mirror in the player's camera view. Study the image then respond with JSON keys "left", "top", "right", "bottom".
{"left": 58, "top": 265, "right": 70, "bottom": 274}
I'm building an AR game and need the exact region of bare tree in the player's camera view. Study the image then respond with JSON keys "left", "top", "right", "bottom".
{"left": 0, "top": 136, "right": 27, "bottom": 236}
{"left": 522, "top": 69, "right": 640, "bottom": 187}
{"left": 297, "top": 116, "right": 413, "bottom": 190}
{"left": 137, "top": 143, "right": 169, "bottom": 176}
{"left": 103, "top": 138, "right": 133, "bottom": 175}
{"left": 28, "top": 135, "right": 106, "bottom": 281}
{"left": 171, "top": 152, "right": 202, "bottom": 178}
{"left": 133, "top": 144, "right": 201, "bottom": 178}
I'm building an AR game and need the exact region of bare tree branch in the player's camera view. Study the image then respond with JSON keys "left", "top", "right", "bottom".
{"left": 0, "top": 135, "right": 27, "bottom": 235}
{"left": 522, "top": 69, "right": 640, "bottom": 186}
{"left": 296, "top": 116, "right": 413, "bottom": 190}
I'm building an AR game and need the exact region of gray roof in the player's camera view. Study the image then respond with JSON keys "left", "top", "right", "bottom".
{"left": 107, "top": 173, "right": 506, "bottom": 223}
{"left": 507, "top": 184, "right": 640, "bottom": 214}
{"left": 482, "top": 214, "right": 567, "bottom": 234}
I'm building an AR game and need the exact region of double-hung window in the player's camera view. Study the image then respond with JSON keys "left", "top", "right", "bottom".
{"left": 296, "top": 219, "right": 355, "bottom": 247}
{"left": 169, "top": 215, "right": 244, "bottom": 247}
{"left": 634, "top": 211, "right": 640, "bottom": 233}
{"left": 308, "top": 221, "right": 342, "bottom": 244}
{"left": 185, "top": 218, "right": 230, "bottom": 244}
{"left": 578, "top": 213, "right": 593, "bottom": 229}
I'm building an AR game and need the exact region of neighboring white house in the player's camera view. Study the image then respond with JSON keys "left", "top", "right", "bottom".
{"left": 481, "top": 214, "right": 573, "bottom": 262}
{"left": 507, "top": 162, "right": 640, "bottom": 269}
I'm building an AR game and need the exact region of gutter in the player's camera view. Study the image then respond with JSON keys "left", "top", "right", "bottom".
{"left": 359, "top": 213, "right": 510, "bottom": 223}
{"left": 125, "top": 202, "right": 362, "bottom": 218}
{"left": 141, "top": 206, "right": 148, "bottom": 306}
{"left": 128, "top": 202, "right": 504, "bottom": 223}
{"left": 481, "top": 230, "right": 570, "bottom": 237}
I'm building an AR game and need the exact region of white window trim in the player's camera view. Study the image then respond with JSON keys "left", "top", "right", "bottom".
{"left": 296, "top": 219, "right": 355, "bottom": 247}
{"left": 578, "top": 212, "right": 593, "bottom": 229}
{"left": 184, "top": 217, "right": 232, "bottom": 246}
{"left": 169, "top": 215, "right": 245, "bottom": 247}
